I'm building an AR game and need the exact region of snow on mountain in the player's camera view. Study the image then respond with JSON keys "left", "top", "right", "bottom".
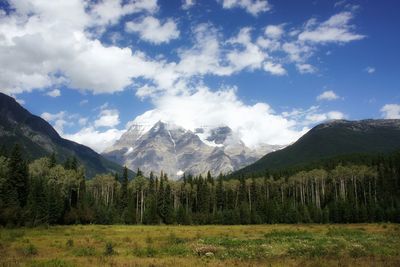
{"left": 103, "top": 120, "right": 284, "bottom": 178}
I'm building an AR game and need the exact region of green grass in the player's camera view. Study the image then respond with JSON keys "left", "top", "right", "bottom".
{"left": 0, "top": 224, "right": 399, "bottom": 266}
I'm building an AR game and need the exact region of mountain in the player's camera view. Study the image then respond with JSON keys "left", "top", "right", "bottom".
{"left": 235, "top": 119, "right": 400, "bottom": 175}
{"left": 103, "top": 121, "right": 282, "bottom": 178}
{"left": 0, "top": 92, "right": 128, "bottom": 177}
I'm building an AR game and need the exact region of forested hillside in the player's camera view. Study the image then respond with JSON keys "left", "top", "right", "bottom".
{"left": 1, "top": 144, "right": 399, "bottom": 226}
{"left": 235, "top": 119, "right": 400, "bottom": 176}
{"left": 0, "top": 93, "right": 128, "bottom": 177}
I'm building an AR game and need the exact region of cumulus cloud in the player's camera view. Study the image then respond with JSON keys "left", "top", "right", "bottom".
{"left": 317, "top": 90, "right": 340, "bottom": 101}
{"left": 127, "top": 86, "right": 345, "bottom": 148}
{"left": 219, "top": 0, "right": 272, "bottom": 16}
{"left": 129, "top": 86, "right": 305, "bottom": 147}
{"left": 126, "top": 16, "right": 180, "bottom": 44}
{"left": 41, "top": 111, "right": 68, "bottom": 133}
{"left": 0, "top": 0, "right": 162, "bottom": 95}
{"left": 182, "top": 0, "right": 195, "bottom": 9}
{"left": 41, "top": 108, "right": 123, "bottom": 152}
{"left": 46, "top": 89, "right": 61, "bottom": 97}
{"left": 305, "top": 111, "right": 344, "bottom": 124}
{"left": 226, "top": 27, "right": 267, "bottom": 72}
{"left": 365, "top": 66, "right": 375, "bottom": 74}
{"left": 298, "top": 12, "right": 365, "bottom": 43}
{"left": 89, "top": 0, "right": 158, "bottom": 27}
{"left": 94, "top": 109, "right": 120, "bottom": 128}
{"left": 64, "top": 127, "right": 125, "bottom": 153}
{"left": 263, "top": 62, "right": 287, "bottom": 76}
{"left": 381, "top": 104, "right": 400, "bottom": 119}
{"left": 264, "top": 24, "right": 284, "bottom": 39}
{"left": 282, "top": 106, "right": 345, "bottom": 126}
{"left": 0, "top": 0, "right": 365, "bottom": 96}
{"left": 296, "top": 63, "right": 317, "bottom": 74}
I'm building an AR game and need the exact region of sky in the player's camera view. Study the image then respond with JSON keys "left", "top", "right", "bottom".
{"left": 1, "top": 0, "right": 400, "bottom": 153}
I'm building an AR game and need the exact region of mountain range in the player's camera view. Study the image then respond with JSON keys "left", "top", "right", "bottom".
{"left": 2, "top": 92, "right": 400, "bottom": 179}
{"left": 235, "top": 119, "right": 400, "bottom": 176}
{"left": 0, "top": 92, "right": 127, "bottom": 177}
{"left": 103, "top": 121, "right": 282, "bottom": 178}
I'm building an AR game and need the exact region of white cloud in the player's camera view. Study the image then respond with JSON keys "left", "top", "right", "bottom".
{"left": 298, "top": 12, "right": 365, "bottom": 43}
{"left": 130, "top": 86, "right": 305, "bottom": 147}
{"left": 128, "top": 85, "right": 345, "bottom": 148}
{"left": 381, "top": 104, "right": 400, "bottom": 119}
{"left": 0, "top": 1, "right": 365, "bottom": 97}
{"left": 283, "top": 106, "right": 345, "bottom": 125}
{"left": 226, "top": 28, "right": 267, "bottom": 72}
{"left": 365, "top": 66, "right": 375, "bottom": 74}
{"left": 296, "top": 63, "right": 317, "bottom": 74}
{"left": 282, "top": 42, "right": 313, "bottom": 63}
{"left": 263, "top": 62, "right": 287, "bottom": 76}
{"left": 182, "top": 0, "right": 195, "bottom": 9}
{"left": 219, "top": 0, "right": 271, "bottom": 16}
{"left": 126, "top": 16, "right": 180, "bottom": 44}
{"left": 305, "top": 111, "right": 344, "bottom": 124}
{"left": 264, "top": 24, "right": 284, "bottom": 39}
{"left": 16, "top": 98, "right": 25, "bottom": 105}
{"left": 41, "top": 111, "right": 68, "bottom": 133}
{"left": 64, "top": 127, "right": 125, "bottom": 153}
{"left": 89, "top": 0, "right": 158, "bottom": 28}
{"left": 40, "top": 107, "right": 123, "bottom": 152}
{"left": 0, "top": 0, "right": 162, "bottom": 95}
{"left": 317, "top": 90, "right": 340, "bottom": 101}
{"left": 94, "top": 109, "right": 120, "bottom": 128}
{"left": 78, "top": 117, "right": 88, "bottom": 126}
{"left": 175, "top": 23, "right": 232, "bottom": 77}
{"left": 46, "top": 89, "right": 61, "bottom": 97}
{"left": 41, "top": 111, "right": 65, "bottom": 121}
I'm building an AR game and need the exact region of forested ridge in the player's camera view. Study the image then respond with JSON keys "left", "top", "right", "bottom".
{"left": 1, "top": 144, "right": 399, "bottom": 226}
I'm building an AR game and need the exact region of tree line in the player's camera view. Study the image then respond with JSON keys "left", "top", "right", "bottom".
{"left": 0, "top": 144, "right": 399, "bottom": 226}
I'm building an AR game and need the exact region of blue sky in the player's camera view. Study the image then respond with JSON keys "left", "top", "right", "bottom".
{"left": 1, "top": 0, "right": 399, "bottom": 152}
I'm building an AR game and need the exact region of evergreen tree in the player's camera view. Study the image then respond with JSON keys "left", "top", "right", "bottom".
{"left": 49, "top": 153, "right": 57, "bottom": 168}
{"left": 216, "top": 174, "right": 224, "bottom": 211}
{"left": 120, "top": 166, "right": 129, "bottom": 210}
{"left": 8, "top": 144, "right": 29, "bottom": 207}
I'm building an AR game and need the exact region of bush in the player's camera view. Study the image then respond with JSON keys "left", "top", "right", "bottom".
{"left": 104, "top": 242, "right": 115, "bottom": 256}
{"left": 22, "top": 243, "right": 38, "bottom": 256}
{"left": 66, "top": 239, "right": 74, "bottom": 248}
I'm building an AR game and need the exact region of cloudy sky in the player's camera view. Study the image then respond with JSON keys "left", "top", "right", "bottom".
{"left": 1, "top": 0, "right": 399, "bottom": 152}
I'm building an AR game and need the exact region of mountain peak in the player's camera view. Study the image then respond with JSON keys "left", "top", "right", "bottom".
{"left": 103, "top": 121, "right": 278, "bottom": 178}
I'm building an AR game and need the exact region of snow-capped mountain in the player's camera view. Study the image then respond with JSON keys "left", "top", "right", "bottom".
{"left": 103, "top": 121, "right": 283, "bottom": 178}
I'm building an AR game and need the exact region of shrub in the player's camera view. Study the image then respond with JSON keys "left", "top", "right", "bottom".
{"left": 104, "top": 242, "right": 115, "bottom": 256}
{"left": 22, "top": 243, "right": 38, "bottom": 256}
{"left": 66, "top": 239, "right": 74, "bottom": 248}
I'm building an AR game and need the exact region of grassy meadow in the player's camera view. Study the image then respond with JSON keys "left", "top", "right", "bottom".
{"left": 1, "top": 224, "right": 400, "bottom": 267}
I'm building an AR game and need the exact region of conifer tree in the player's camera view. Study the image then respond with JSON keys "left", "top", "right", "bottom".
{"left": 8, "top": 144, "right": 29, "bottom": 207}
{"left": 120, "top": 166, "right": 128, "bottom": 210}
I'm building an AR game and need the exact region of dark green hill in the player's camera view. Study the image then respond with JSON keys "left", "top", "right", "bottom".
{"left": 0, "top": 92, "right": 130, "bottom": 178}
{"left": 235, "top": 119, "right": 400, "bottom": 176}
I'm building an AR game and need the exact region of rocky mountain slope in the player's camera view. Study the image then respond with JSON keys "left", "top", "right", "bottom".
{"left": 103, "top": 121, "right": 281, "bottom": 178}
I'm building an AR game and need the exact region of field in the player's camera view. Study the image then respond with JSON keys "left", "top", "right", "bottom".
{"left": 1, "top": 224, "right": 400, "bottom": 267}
